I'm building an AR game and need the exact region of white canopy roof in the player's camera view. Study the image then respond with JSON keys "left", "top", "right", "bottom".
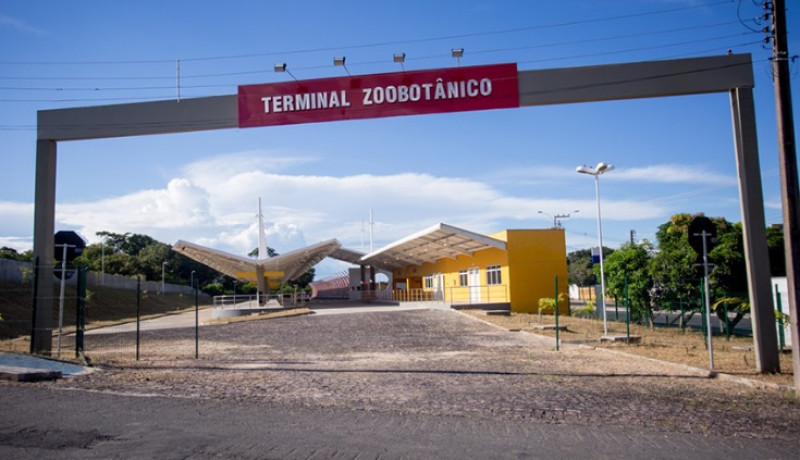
{"left": 359, "top": 223, "right": 507, "bottom": 271}
{"left": 173, "top": 238, "right": 344, "bottom": 283}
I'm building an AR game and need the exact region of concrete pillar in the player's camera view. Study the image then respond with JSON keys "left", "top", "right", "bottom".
{"left": 730, "top": 88, "right": 780, "bottom": 373}
{"left": 256, "top": 265, "right": 266, "bottom": 305}
{"left": 32, "top": 139, "right": 57, "bottom": 355}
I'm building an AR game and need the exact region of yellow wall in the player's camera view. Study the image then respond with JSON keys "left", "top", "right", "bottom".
{"left": 390, "top": 228, "right": 568, "bottom": 314}
{"left": 492, "top": 229, "right": 570, "bottom": 314}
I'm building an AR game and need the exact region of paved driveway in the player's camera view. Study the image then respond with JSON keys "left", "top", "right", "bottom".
{"left": 2, "top": 307, "right": 799, "bottom": 458}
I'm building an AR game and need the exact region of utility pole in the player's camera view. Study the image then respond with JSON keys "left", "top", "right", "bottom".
{"left": 769, "top": 0, "right": 800, "bottom": 394}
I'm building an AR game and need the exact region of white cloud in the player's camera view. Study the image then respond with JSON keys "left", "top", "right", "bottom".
{"left": 0, "top": 151, "right": 682, "bottom": 274}
{"left": 0, "top": 236, "right": 32, "bottom": 252}
{"left": 489, "top": 163, "right": 737, "bottom": 187}
{"left": 611, "top": 164, "right": 736, "bottom": 186}
{"left": 0, "top": 15, "right": 45, "bottom": 35}
{"left": 0, "top": 201, "right": 34, "bottom": 237}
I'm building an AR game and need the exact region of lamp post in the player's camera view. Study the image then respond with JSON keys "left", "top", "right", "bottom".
{"left": 576, "top": 162, "right": 615, "bottom": 336}
{"left": 190, "top": 270, "right": 196, "bottom": 290}
{"left": 538, "top": 210, "right": 579, "bottom": 228}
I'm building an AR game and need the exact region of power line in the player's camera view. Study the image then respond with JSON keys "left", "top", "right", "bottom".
{"left": 0, "top": 1, "right": 735, "bottom": 66}
{"left": 0, "top": 20, "right": 749, "bottom": 83}
{"left": 0, "top": 35, "right": 765, "bottom": 96}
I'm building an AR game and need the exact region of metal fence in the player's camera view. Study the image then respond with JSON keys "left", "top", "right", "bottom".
{"left": 0, "top": 259, "right": 213, "bottom": 362}
{"left": 0, "top": 259, "right": 196, "bottom": 295}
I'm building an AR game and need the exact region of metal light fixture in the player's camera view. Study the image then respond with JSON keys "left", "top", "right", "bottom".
{"left": 273, "top": 62, "right": 298, "bottom": 81}
{"left": 333, "top": 56, "right": 350, "bottom": 75}
{"left": 451, "top": 48, "right": 464, "bottom": 66}
{"left": 393, "top": 52, "right": 405, "bottom": 70}
{"left": 576, "top": 162, "right": 615, "bottom": 337}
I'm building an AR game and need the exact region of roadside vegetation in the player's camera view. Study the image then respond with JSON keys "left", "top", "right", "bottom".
{"left": 0, "top": 231, "right": 315, "bottom": 298}
{"left": 567, "top": 213, "right": 786, "bottom": 335}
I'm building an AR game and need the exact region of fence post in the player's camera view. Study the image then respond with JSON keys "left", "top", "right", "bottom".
{"left": 195, "top": 279, "right": 199, "bottom": 360}
{"left": 136, "top": 276, "right": 141, "bottom": 361}
{"left": 624, "top": 274, "right": 630, "bottom": 345}
{"left": 29, "top": 257, "right": 39, "bottom": 355}
{"left": 75, "top": 265, "right": 86, "bottom": 359}
{"left": 679, "top": 295, "right": 685, "bottom": 333}
{"left": 554, "top": 275, "right": 559, "bottom": 351}
{"left": 724, "top": 300, "right": 730, "bottom": 341}
{"left": 775, "top": 284, "right": 785, "bottom": 350}
{"left": 700, "top": 279, "right": 707, "bottom": 340}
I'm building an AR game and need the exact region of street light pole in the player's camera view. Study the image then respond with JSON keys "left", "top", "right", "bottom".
{"left": 577, "top": 162, "right": 615, "bottom": 337}
{"left": 538, "top": 210, "right": 579, "bottom": 228}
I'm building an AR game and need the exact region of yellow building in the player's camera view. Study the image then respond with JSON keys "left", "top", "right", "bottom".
{"left": 360, "top": 223, "right": 569, "bottom": 314}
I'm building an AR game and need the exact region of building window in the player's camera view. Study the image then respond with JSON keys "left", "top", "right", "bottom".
{"left": 486, "top": 265, "right": 501, "bottom": 285}
{"left": 459, "top": 270, "right": 468, "bottom": 286}
{"left": 424, "top": 275, "right": 434, "bottom": 289}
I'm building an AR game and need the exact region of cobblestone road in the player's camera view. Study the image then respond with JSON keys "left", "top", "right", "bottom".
{"left": 56, "top": 308, "right": 800, "bottom": 442}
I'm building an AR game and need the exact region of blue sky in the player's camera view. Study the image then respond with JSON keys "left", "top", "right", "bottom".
{"left": 1, "top": 1, "right": 798, "bottom": 278}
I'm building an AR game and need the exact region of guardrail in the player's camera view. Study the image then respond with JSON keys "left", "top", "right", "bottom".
{"left": 447, "top": 284, "right": 509, "bottom": 305}
{"left": 213, "top": 293, "right": 309, "bottom": 308}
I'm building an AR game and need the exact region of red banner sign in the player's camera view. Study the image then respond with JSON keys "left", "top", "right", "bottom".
{"left": 238, "top": 63, "right": 519, "bottom": 128}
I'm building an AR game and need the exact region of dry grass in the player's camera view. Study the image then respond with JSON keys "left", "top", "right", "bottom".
{"left": 462, "top": 310, "right": 795, "bottom": 388}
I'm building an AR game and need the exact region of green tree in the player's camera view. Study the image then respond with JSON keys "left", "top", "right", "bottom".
{"left": 603, "top": 241, "right": 654, "bottom": 327}
{"left": 708, "top": 221, "right": 748, "bottom": 297}
{"left": 75, "top": 231, "right": 225, "bottom": 294}
{"left": 0, "top": 246, "right": 33, "bottom": 262}
{"left": 649, "top": 213, "right": 705, "bottom": 324}
{"left": 567, "top": 248, "right": 595, "bottom": 286}
{"left": 766, "top": 225, "right": 786, "bottom": 277}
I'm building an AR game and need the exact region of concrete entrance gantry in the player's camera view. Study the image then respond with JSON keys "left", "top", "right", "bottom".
{"left": 33, "top": 54, "right": 779, "bottom": 373}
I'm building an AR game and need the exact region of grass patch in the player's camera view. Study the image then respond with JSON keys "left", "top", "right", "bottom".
{"left": 462, "top": 309, "right": 794, "bottom": 387}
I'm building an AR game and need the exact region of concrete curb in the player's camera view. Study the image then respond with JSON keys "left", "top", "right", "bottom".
{"left": 0, "top": 365, "right": 62, "bottom": 382}
{"left": 0, "top": 352, "right": 93, "bottom": 382}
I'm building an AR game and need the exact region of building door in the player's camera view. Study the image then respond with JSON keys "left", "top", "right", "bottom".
{"left": 433, "top": 273, "right": 444, "bottom": 300}
{"left": 468, "top": 268, "right": 481, "bottom": 303}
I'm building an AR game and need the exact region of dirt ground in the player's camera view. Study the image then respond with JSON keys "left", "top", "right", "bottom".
{"left": 461, "top": 310, "right": 795, "bottom": 388}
